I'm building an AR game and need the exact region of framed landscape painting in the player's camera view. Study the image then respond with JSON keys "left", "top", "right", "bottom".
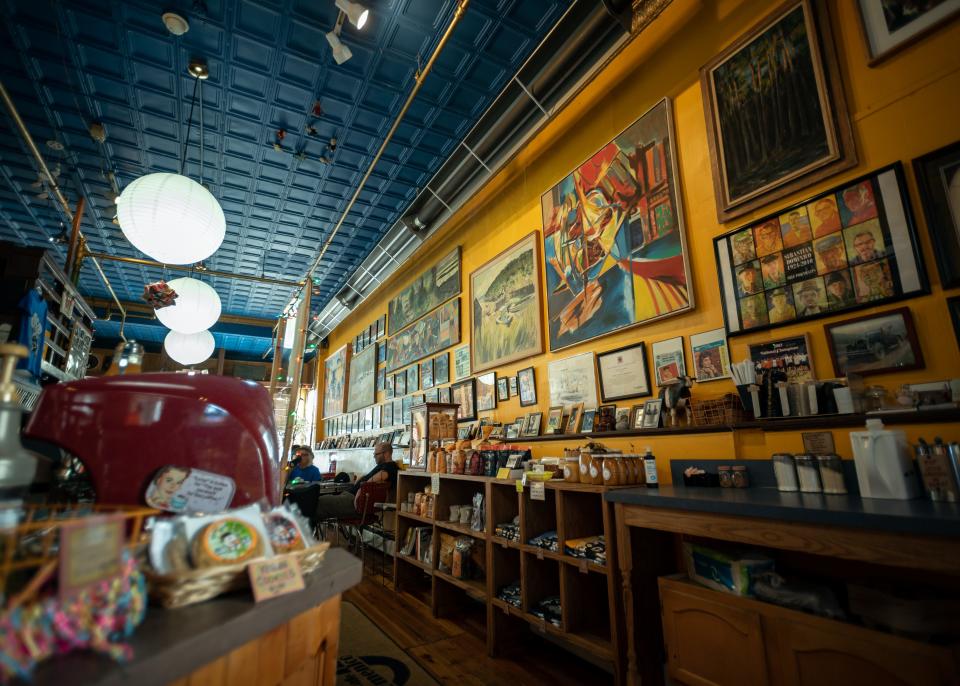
{"left": 388, "top": 246, "right": 461, "bottom": 335}
{"left": 700, "top": 0, "right": 856, "bottom": 221}
{"left": 386, "top": 298, "right": 460, "bottom": 372}
{"left": 323, "top": 344, "right": 350, "bottom": 418}
{"left": 857, "top": 0, "right": 960, "bottom": 64}
{"left": 346, "top": 344, "right": 376, "bottom": 413}
{"left": 471, "top": 232, "right": 544, "bottom": 372}
{"left": 541, "top": 98, "right": 692, "bottom": 351}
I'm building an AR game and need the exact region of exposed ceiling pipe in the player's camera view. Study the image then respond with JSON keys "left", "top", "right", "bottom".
{"left": 82, "top": 251, "right": 304, "bottom": 288}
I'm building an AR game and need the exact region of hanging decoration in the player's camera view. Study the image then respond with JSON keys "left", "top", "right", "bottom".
{"left": 164, "top": 330, "right": 215, "bottom": 365}
{"left": 141, "top": 281, "right": 178, "bottom": 310}
{"left": 154, "top": 277, "right": 221, "bottom": 333}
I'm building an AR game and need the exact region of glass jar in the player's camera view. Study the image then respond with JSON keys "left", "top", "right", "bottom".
{"left": 732, "top": 465, "right": 749, "bottom": 489}
{"left": 718, "top": 466, "right": 733, "bottom": 488}
{"left": 615, "top": 457, "right": 629, "bottom": 485}
{"left": 589, "top": 454, "right": 604, "bottom": 484}
{"left": 772, "top": 453, "right": 799, "bottom": 492}
{"left": 563, "top": 458, "right": 580, "bottom": 483}
{"left": 795, "top": 454, "right": 822, "bottom": 493}
{"left": 580, "top": 452, "right": 592, "bottom": 481}
{"left": 602, "top": 457, "right": 619, "bottom": 486}
{"left": 817, "top": 454, "right": 847, "bottom": 494}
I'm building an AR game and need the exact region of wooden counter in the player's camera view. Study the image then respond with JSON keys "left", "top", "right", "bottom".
{"left": 25, "top": 548, "right": 362, "bottom": 686}
{"left": 606, "top": 487, "right": 960, "bottom": 686}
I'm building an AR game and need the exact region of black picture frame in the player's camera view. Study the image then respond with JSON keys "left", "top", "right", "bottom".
{"left": 714, "top": 163, "right": 929, "bottom": 337}
{"left": 597, "top": 342, "right": 652, "bottom": 402}
{"left": 950, "top": 296, "right": 960, "bottom": 350}
{"left": 496, "top": 377, "right": 509, "bottom": 402}
{"left": 517, "top": 366, "right": 537, "bottom": 407}
{"left": 451, "top": 378, "right": 477, "bottom": 422}
{"left": 433, "top": 353, "right": 449, "bottom": 385}
{"left": 913, "top": 140, "right": 960, "bottom": 289}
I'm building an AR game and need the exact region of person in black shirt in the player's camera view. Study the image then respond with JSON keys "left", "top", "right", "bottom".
{"left": 313, "top": 443, "right": 396, "bottom": 523}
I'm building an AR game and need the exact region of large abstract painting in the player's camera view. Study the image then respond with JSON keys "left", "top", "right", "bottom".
{"left": 386, "top": 298, "right": 460, "bottom": 372}
{"left": 388, "top": 247, "right": 461, "bottom": 335}
{"left": 323, "top": 344, "right": 350, "bottom": 418}
{"left": 701, "top": 0, "right": 855, "bottom": 221}
{"left": 541, "top": 98, "right": 692, "bottom": 351}
{"left": 346, "top": 344, "right": 376, "bottom": 413}
{"left": 471, "top": 232, "right": 544, "bottom": 372}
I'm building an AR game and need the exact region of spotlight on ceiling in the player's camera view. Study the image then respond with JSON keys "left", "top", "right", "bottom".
{"left": 325, "top": 30, "right": 353, "bottom": 65}
{"left": 188, "top": 58, "right": 209, "bottom": 79}
{"left": 335, "top": 0, "right": 369, "bottom": 29}
{"left": 161, "top": 11, "right": 190, "bottom": 36}
{"left": 48, "top": 222, "right": 68, "bottom": 244}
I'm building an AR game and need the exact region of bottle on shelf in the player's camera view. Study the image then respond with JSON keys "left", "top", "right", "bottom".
{"left": 643, "top": 447, "right": 658, "bottom": 489}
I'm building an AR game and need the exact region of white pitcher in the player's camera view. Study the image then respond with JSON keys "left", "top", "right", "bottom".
{"left": 850, "top": 419, "right": 921, "bottom": 500}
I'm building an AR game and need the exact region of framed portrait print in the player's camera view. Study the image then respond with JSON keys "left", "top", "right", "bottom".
{"left": 597, "top": 343, "right": 651, "bottom": 402}
{"left": 700, "top": 0, "right": 856, "bottom": 221}
{"left": 715, "top": 164, "right": 929, "bottom": 336}
{"left": 690, "top": 329, "right": 731, "bottom": 382}
{"left": 476, "top": 372, "right": 497, "bottom": 412}
{"left": 651, "top": 337, "right": 686, "bottom": 386}
{"left": 517, "top": 367, "right": 537, "bottom": 406}
{"left": 824, "top": 307, "right": 924, "bottom": 377}
{"left": 913, "top": 140, "right": 960, "bottom": 289}
{"left": 509, "top": 376, "right": 518, "bottom": 397}
{"left": 857, "top": 0, "right": 960, "bottom": 64}
{"left": 434, "top": 352, "right": 450, "bottom": 385}
{"left": 496, "top": 377, "right": 509, "bottom": 402}
{"left": 451, "top": 378, "right": 477, "bottom": 422}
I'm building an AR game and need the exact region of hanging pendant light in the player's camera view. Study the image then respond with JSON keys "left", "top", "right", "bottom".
{"left": 155, "top": 277, "right": 221, "bottom": 333}
{"left": 164, "top": 330, "right": 215, "bottom": 365}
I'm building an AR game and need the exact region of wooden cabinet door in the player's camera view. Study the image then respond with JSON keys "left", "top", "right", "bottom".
{"left": 767, "top": 615, "right": 958, "bottom": 686}
{"left": 660, "top": 584, "right": 769, "bottom": 686}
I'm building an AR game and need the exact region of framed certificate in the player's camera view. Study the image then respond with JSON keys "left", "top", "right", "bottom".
{"left": 597, "top": 343, "right": 651, "bottom": 402}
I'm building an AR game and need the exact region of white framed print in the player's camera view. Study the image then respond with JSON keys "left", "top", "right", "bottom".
{"left": 690, "top": 328, "right": 731, "bottom": 382}
{"left": 857, "top": 0, "right": 960, "bottom": 65}
{"left": 651, "top": 337, "right": 687, "bottom": 386}
{"left": 547, "top": 351, "right": 598, "bottom": 410}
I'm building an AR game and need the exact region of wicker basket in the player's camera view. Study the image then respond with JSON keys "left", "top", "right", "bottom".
{"left": 691, "top": 394, "right": 747, "bottom": 426}
{"left": 144, "top": 541, "right": 330, "bottom": 609}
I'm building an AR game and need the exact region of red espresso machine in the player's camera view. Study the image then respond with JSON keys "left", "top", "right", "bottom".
{"left": 24, "top": 373, "right": 281, "bottom": 507}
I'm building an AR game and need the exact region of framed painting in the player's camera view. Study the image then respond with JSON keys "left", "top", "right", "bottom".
{"left": 470, "top": 232, "right": 544, "bottom": 371}
{"left": 714, "top": 164, "right": 929, "bottom": 336}
{"left": 323, "top": 344, "right": 350, "bottom": 418}
{"left": 597, "top": 342, "right": 650, "bottom": 402}
{"left": 434, "top": 352, "right": 449, "bottom": 385}
{"left": 394, "top": 371, "right": 406, "bottom": 396}
{"left": 346, "top": 344, "right": 376, "bottom": 413}
{"left": 453, "top": 345, "right": 471, "bottom": 380}
{"left": 386, "top": 298, "right": 460, "bottom": 372}
{"left": 651, "top": 337, "right": 686, "bottom": 386}
{"left": 547, "top": 352, "right": 598, "bottom": 409}
{"left": 546, "top": 406, "right": 565, "bottom": 434}
{"left": 581, "top": 409, "right": 596, "bottom": 433}
{"left": 700, "top": 0, "right": 856, "bottom": 221}
{"left": 383, "top": 401, "right": 393, "bottom": 428}
{"left": 541, "top": 98, "right": 693, "bottom": 351}
{"left": 420, "top": 358, "right": 434, "bottom": 390}
{"left": 451, "top": 378, "right": 477, "bottom": 422}
{"left": 496, "top": 377, "right": 509, "bottom": 402}
{"left": 476, "top": 372, "right": 497, "bottom": 412}
{"left": 509, "top": 376, "right": 518, "bottom": 397}
{"left": 748, "top": 335, "right": 815, "bottom": 384}
{"left": 690, "top": 328, "right": 731, "bottom": 382}
{"left": 857, "top": 0, "right": 960, "bottom": 64}
{"left": 517, "top": 367, "right": 537, "bottom": 406}
{"left": 385, "top": 374, "right": 394, "bottom": 399}
{"left": 438, "top": 386, "right": 450, "bottom": 404}
{"left": 406, "top": 365, "right": 419, "bottom": 393}
{"left": 913, "top": 140, "right": 960, "bottom": 289}
{"left": 824, "top": 307, "right": 924, "bottom": 377}
{"left": 388, "top": 246, "right": 461, "bottom": 335}
{"left": 376, "top": 367, "right": 385, "bottom": 393}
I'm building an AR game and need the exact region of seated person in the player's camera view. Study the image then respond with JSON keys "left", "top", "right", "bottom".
{"left": 313, "top": 442, "right": 396, "bottom": 522}
{"left": 287, "top": 447, "right": 322, "bottom": 486}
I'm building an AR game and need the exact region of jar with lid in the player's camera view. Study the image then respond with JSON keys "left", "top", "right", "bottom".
{"left": 817, "top": 454, "right": 847, "bottom": 494}
{"left": 718, "top": 466, "right": 733, "bottom": 488}
{"left": 563, "top": 458, "right": 580, "bottom": 483}
{"left": 772, "top": 453, "right": 799, "bottom": 492}
{"left": 732, "top": 465, "right": 750, "bottom": 488}
{"left": 794, "top": 454, "right": 822, "bottom": 493}
{"left": 579, "top": 452, "right": 592, "bottom": 481}
{"left": 630, "top": 455, "right": 643, "bottom": 484}
{"left": 614, "top": 456, "right": 629, "bottom": 484}
{"left": 602, "top": 457, "right": 620, "bottom": 486}
{"left": 588, "top": 454, "right": 604, "bottom": 484}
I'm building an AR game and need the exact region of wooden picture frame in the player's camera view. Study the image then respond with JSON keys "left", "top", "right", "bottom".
{"left": 631, "top": 404, "right": 646, "bottom": 430}
{"left": 476, "top": 371, "right": 497, "bottom": 412}
{"left": 517, "top": 367, "right": 537, "bottom": 407}
{"left": 913, "top": 140, "right": 960, "bottom": 289}
{"left": 700, "top": 0, "right": 856, "bottom": 222}
{"left": 451, "top": 378, "right": 477, "bottom": 422}
{"left": 597, "top": 342, "right": 651, "bottom": 402}
{"left": 525, "top": 412, "right": 543, "bottom": 437}
{"left": 824, "top": 306, "right": 924, "bottom": 377}
{"left": 857, "top": 0, "right": 960, "bottom": 65}
{"left": 546, "top": 406, "right": 565, "bottom": 435}
{"left": 565, "top": 402, "right": 584, "bottom": 434}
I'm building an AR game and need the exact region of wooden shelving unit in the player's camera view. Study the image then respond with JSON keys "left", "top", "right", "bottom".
{"left": 394, "top": 471, "right": 627, "bottom": 683}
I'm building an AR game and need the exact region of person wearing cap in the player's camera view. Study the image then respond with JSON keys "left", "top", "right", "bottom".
{"left": 796, "top": 280, "right": 826, "bottom": 317}
{"left": 825, "top": 272, "right": 855, "bottom": 309}
{"left": 736, "top": 263, "right": 761, "bottom": 296}
{"left": 815, "top": 234, "right": 847, "bottom": 273}
{"left": 761, "top": 254, "right": 786, "bottom": 289}
{"left": 767, "top": 289, "right": 796, "bottom": 323}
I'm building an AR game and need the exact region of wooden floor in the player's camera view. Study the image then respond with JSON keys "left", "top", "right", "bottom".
{"left": 344, "top": 560, "right": 614, "bottom": 686}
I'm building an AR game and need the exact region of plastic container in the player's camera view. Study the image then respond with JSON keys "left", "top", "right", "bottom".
{"left": 772, "top": 453, "right": 799, "bottom": 492}
{"left": 643, "top": 448, "right": 658, "bottom": 488}
{"left": 795, "top": 454, "right": 822, "bottom": 493}
{"left": 850, "top": 419, "right": 921, "bottom": 500}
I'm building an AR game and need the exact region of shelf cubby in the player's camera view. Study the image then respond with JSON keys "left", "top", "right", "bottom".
{"left": 520, "top": 485, "right": 557, "bottom": 546}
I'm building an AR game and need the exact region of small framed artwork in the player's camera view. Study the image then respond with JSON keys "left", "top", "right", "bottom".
{"left": 597, "top": 342, "right": 651, "bottom": 402}
{"left": 497, "top": 377, "right": 509, "bottom": 402}
{"left": 748, "top": 335, "right": 815, "bottom": 384}
{"left": 454, "top": 345, "right": 471, "bottom": 380}
{"left": 377, "top": 341, "right": 386, "bottom": 365}
{"left": 407, "top": 366, "right": 419, "bottom": 393}
{"left": 824, "top": 307, "right": 924, "bottom": 377}
{"left": 690, "top": 329, "right": 731, "bottom": 382}
{"left": 641, "top": 399, "right": 663, "bottom": 429}
{"left": 517, "top": 367, "right": 537, "bottom": 407}
{"left": 393, "top": 399, "right": 402, "bottom": 426}
{"left": 376, "top": 314, "right": 387, "bottom": 339}
{"left": 548, "top": 352, "right": 598, "bottom": 409}
{"left": 857, "top": 0, "right": 960, "bottom": 65}
{"left": 505, "top": 422, "right": 521, "bottom": 441}
{"left": 376, "top": 367, "right": 386, "bottom": 392}
{"left": 438, "top": 386, "right": 450, "bottom": 404}
{"left": 401, "top": 396, "right": 413, "bottom": 425}
{"left": 385, "top": 374, "right": 394, "bottom": 399}
{"left": 631, "top": 405, "right": 646, "bottom": 430}
{"left": 363, "top": 407, "right": 373, "bottom": 431}
{"left": 420, "top": 359, "right": 434, "bottom": 390}
{"left": 413, "top": 393, "right": 425, "bottom": 405}
{"left": 950, "top": 297, "right": 960, "bottom": 350}
{"left": 566, "top": 402, "right": 584, "bottom": 434}
{"left": 509, "top": 376, "right": 518, "bottom": 397}
{"left": 434, "top": 353, "right": 450, "bottom": 385}
{"left": 489, "top": 424, "right": 505, "bottom": 441}
{"left": 394, "top": 372, "right": 406, "bottom": 396}
{"left": 523, "top": 412, "right": 542, "bottom": 437}
{"left": 615, "top": 407, "right": 631, "bottom": 431}
{"left": 580, "top": 409, "right": 596, "bottom": 433}
{"left": 457, "top": 424, "right": 474, "bottom": 440}
{"left": 425, "top": 388, "right": 439, "bottom": 403}
{"left": 476, "top": 372, "right": 497, "bottom": 412}
{"left": 913, "top": 140, "right": 960, "bottom": 289}
{"left": 652, "top": 337, "right": 686, "bottom": 386}
{"left": 372, "top": 404, "right": 381, "bottom": 431}
{"left": 546, "top": 406, "right": 564, "bottom": 434}
{"left": 383, "top": 401, "right": 394, "bottom": 427}
{"left": 451, "top": 378, "right": 477, "bottom": 422}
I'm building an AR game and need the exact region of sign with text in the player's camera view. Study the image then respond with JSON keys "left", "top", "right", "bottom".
{"left": 431, "top": 473, "right": 440, "bottom": 494}
{"left": 145, "top": 466, "right": 236, "bottom": 514}
{"left": 59, "top": 515, "right": 124, "bottom": 600}
{"left": 530, "top": 481, "right": 545, "bottom": 501}
{"left": 248, "top": 555, "right": 305, "bottom": 602}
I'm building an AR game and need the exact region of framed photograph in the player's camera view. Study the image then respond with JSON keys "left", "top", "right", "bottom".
{"left": 580, "top": 409, "right": 596, "bottom": 433}
{"left": 451, "top": 378, "right": 477, "bottom": 422}
{"left": 420, "top": 359, "right": 434, "bottom": 390}
{"left": 615, "top": 407, "right": 631, "bottom": 431}
{"left": 690, "top": 329, "right": 731, "bottom": 382}
{"left": 453, "top": 345, "right": 471, "bottom": 380}
{"left": 517, "top": 367, "right": 537, "bottom": 406}
{"left": 476, "top": 372, "right": 497, "bottom": 412}
{"left": 700, "top": 0, "right": 855, "bottom": 221}
{"left": 323, "top": 344, "right": 350, "bottom": 418}
{"left": 386, "top": 299, "right": 460, "bottom": 372}
{"left": 523, "top": 412, "right": 543, "bottom": 437}
{"left": 631, "top": 404, "right": 646, "bottom": 430}
{"left": 950, "top": 297, "right": 960, "bottom": 350}
{"left": 471, "top": 232, "right": 545, "bottom": 372}
{"left": 383, "top": 401, "right": 394, "bottom": 428}
{"left": 346, "top": 345, "right": 376, "bottom": 413}
{"left": 641, "top": 399, "right": 663, "bottom": 429}
{"left": 714, "top": 164, "right": 929, "bottom": 336}
{"left": 434, "top": 353, "right": 450, "bottom": 385}
{"left": 857, "top": 0, "right": 960, "bottom": 64}
{"left": 914, "top": 140, "right": 960, "bottom": 289}
{"left": 377, "top": 341, "right": 386, "bottom": 365}
{"left": 496, "top": 377, "right": 509, "bottom": 402}
{"left": 385, "top": 373, "right": 394, "bottom": 399}
{"left": 748, "top": 335, "right": 815, "bottom": 383}
{"left": 457, "top": 424, "right": 474, "bottom": 440}
{"left": 509, "top": 376, "right": 518, "bottom": 397}
{"left": 438, "top": 386, "right": 451, "bottom": 404}
{"left": 566, "top": 402, "right": 584, "bottom": 434}
{"left": 505, "top": 422, "right": 521, "bottom": 441}
{"left": 393, "top": 399, "right": 402, "bottom": 426}
{"left": 401, "top": 396, "right": 412, "bottom": 425}
{"left": 425, "top": 388, "right": 439, "bottom": 403}
{"left": 364, "top": 407, "right": 372, "bottom": 432}
{"left": 545, "top": 406, "right": 565, "bottom": 434}
{"left": 372, "top": 404, "right": 381, "bottom": 431}
{"left": 597, "top": 342, "right": 651, "bottom": 402}
{"left": 394, "top": 371, "right": 406, "bottom": 397}
{"left": 824, "top": 307, "right": 924, "bottom": 377}
{"left": 376, "top": 367, "right": 386, "bottom": 392}
{"left": 651, "top": 337, "right": 686, "bottom": 386}
{"left": 406, "top": 365, "right": 419, "bottom": 393}
{"left": 542, "top": 98, "right": 693, "bottom": 351}
{"left": 489, "top": 424, "right": 505, "bottom": 441}
{"left": 388, "top": 247, "right": 461, "bottom": 335}
{"left": 548, "top": 352, "right": 598, "bottom": 409}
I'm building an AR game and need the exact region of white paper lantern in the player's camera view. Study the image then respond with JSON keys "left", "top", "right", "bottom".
{"left": 164, "top": 330, "right": 215, "bottom": 365}
{"left": 117, "top": 172, "right": 225, "bottom": 264}
{"left": 156, "top": 277, "right": 221, "bottom": 334}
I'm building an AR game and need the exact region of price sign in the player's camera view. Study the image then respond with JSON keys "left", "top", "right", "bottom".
{"left": 536, "top": 549, "right": 544, "bottom": 560}
{"left": 515, "top": 479, "right": 524, "bottom": 494}
{"left": 530, "top": 481, "right": 545, "bottom": 501}
{"left": 578, "top": 560, "right": 588, "bottom": 574}
{"left": 248, "top": 555, "right": 305, "bottom": 602}
{"left": 431, "top": 473, "right": 440, "bottom": 493}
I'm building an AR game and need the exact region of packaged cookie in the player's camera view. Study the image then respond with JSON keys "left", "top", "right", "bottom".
{"left": 263, "top": 510, "right": 308, "bottom": 553}
{"left": 192, "top": 518, "right": 263, "bottom": 567}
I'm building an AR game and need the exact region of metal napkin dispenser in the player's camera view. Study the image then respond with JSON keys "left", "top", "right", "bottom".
{"left": 24, "top": 374, "right": 281, "bottom": 507}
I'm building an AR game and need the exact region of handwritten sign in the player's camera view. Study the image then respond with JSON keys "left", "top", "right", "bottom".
{"left": 431, "top": 473, "right": 440, "bottom": 494}
{"left": 802, "top": 431, "right": 835, "bottom": 455}
{"left": 248, "top": 555, "right": 305, "bottom": 602}
{"left": 59, "top": 515, "right": 124, "bottom": 600}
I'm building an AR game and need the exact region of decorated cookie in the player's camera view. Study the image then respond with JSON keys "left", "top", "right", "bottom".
{"left": 192, "top": 518, "right": 262, "bottom": 567}
{"left": 264, "top": 513, "right": 306, "bottom": 553}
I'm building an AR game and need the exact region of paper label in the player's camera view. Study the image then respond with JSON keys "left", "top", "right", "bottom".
{"left": 431, "top": 473, "right": 441, "bottom": 493}
{"left": 497, "top": 467, "right": 512, "bottom": 480}
{"left": 530, "top": 481, "right": 545, "bottom": 501}
{"left": 515, "top": 479, "right": 524, "bottom": 494}
{"left": 802, "top": 431, "right": 835, "bottom": 455}
{"left": 145, "top": 466, "right": 236, "bottom": 514}
{"left": 248, "top": 555, "right": 305, "bottom": 602}
{"left": 59, "top": 515, "right": 124, "bottom": 599}
{"left": 533, "top": 463, "right": 545, "bottom": 474}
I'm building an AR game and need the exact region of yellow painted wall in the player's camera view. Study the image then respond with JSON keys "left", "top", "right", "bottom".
{"left": 320, "top": 0, "right": 960, "bottom": 482}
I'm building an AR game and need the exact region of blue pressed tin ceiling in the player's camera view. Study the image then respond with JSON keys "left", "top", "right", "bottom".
{"left": 0, "top": 0, "right": 570, "bottom": 354}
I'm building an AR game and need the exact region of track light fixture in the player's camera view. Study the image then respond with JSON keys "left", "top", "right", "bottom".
{"left": 335, "top": 0, "right": 369, "bottom": 30}
{"left": 325, "top": 29, "right": 353, "bottom": 65}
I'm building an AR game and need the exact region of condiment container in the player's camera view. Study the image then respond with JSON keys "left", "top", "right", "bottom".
{"left": 718, "top": 466, "right": 733, "bottom": 488}
{"left": 589, "top": 454, "right": 604, "bottom": 484}
{"left": 563, "top": 457, "right": 580, "bottom": 483}
{"left": 602, "top": 457, "right": 619, "bottom": 486}
{"left": 579, "top": 452, "right": 592, "bottom": 481}
{"left": 615, "top": 457, "right": 628, "bottom": 485}
{"left": 772, "top": 453, "right": 799, "bottom": 492}
{"left": 817, "top": 454, "right": 847, "bottom": 495}
{"left": 732, "top": 465, "right": 749, "bottom": 488}
{"left": 795, "top": 454, "right": 822, "bottom": 493}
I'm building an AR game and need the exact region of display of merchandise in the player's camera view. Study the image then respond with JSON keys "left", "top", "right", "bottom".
{"left": 495, "top": 518, "right": 520, "bottom": 542}
{"left": 564, "top": 535, "right": 606, "bottom": 565}
{"left": 527, "top": 530, "right": 559, "bottom": 552}
{"left": 497, "top": 582, "right": 522, "bottom": 608}
{"left": 530, "top": 596, "right": 562, "bottom": 627}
